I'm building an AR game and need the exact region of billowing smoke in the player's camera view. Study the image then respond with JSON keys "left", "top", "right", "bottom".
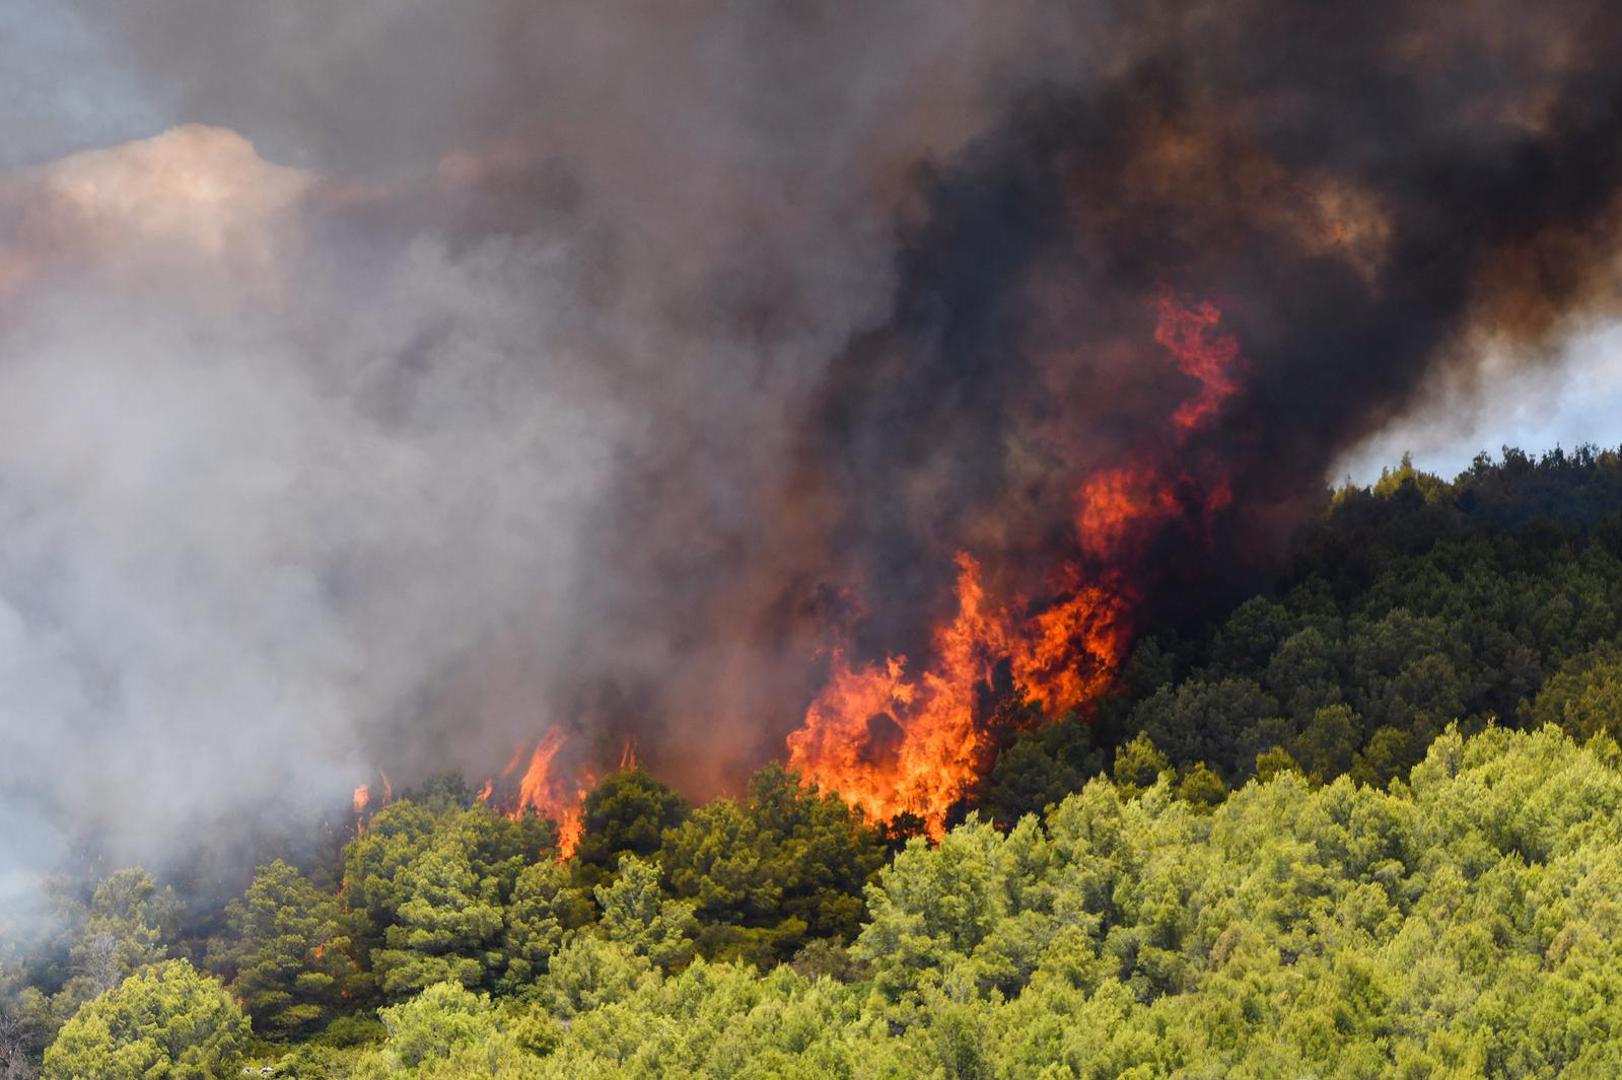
{"left": 797, "top": 0, "right": 1622, "bottom": 630}
{"left": 769, "top": 0, "right": 1622, "bottom": 820}
{"left": 3, "top": 2, "right": 1622, "bottom": 920}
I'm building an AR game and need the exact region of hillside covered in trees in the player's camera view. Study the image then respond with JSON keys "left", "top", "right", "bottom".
{"left": 8, "top": 448, "right": 1622, "bottom": 1078}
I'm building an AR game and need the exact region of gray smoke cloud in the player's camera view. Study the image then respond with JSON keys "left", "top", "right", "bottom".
{"left": 0, "top": 1, "right": 1109, "bottom": 920}
{"left": 0, "top": 127, "right": 631, "bottom": 913}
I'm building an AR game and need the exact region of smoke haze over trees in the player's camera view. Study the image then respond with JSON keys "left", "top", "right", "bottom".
{"left": 2, "top": 440, "right": 1622, "bottom": 1074}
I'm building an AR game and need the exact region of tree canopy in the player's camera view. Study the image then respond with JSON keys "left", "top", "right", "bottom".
{"left": 42, "top": 960, "right": 249, "bottom": 1080}
{"left": 13, "top": 448, "right": 1622, "bottom": 1076}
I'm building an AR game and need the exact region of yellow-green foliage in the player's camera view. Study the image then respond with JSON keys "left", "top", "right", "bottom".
{"left": 261, "top": 725, "right": 1622, "bottom": 1078}
{"left": 43, "top": 960, "right": 250, "bottom": 1080}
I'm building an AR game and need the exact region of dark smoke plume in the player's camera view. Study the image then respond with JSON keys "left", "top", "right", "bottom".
{"left": 778, "top": 0, "right": 1622, "bottom": 663}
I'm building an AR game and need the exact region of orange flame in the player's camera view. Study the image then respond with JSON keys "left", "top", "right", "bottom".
{"left": 788, "top": 291, "right": 1245, "bottom": 835}
{"left": 481, "top": 727, "right": 592, "bottom": 860}
{"left": 516, "top": 728, "right": 568, "bottom": 814}
{"left": 1156, "top": 293, "right": 1242, "bottom": 434}
{"left": 352, "top": 768, "right": 394, "bottom": 833}
{"left": 555, "top": 797, "right": 586, "bottom": 861}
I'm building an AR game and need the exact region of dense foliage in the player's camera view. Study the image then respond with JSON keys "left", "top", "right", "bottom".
{"left": 517, "top": 724, "right": 1622, "bottom": 1078}
{"left": 979, "top": 447, "right": 1622, "bottom": 825}
{"left": 8, "top": 448, "right": 1622, "bottom": 1076}
{"left": 41, "top": 960, "right": 249, "bottom": 1080}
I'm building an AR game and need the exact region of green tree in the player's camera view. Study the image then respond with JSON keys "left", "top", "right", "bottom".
{"left": 661, "top": 765, "right": 885, "bottom": 965}
{"left": 1112, "top": 732, "right": 1170, "bottom": 794}
{"left": 0, "top": 963, "right": 49, "bottom": 1080}
{"left": 1132, "top": 677, "right": 1284, "bottom": 778}
{"left": 341, "top": 798, "right": 555, "bottom": 995}
{"left": 749, "top": 765, "right": 885, "bottom": 947}
{"left": 53, "top": 869, "right": 180, "bottom": 1020}
{"left": 342, "top": 800, "right": 441, "bottom": 946}
{"left": 497, "top": 861, "right": 591, "bottom": 993}
{"left": 42, "top": 960, "right": 249, "bottom": 1080}
{"left": 372, "top": 841, "right": 505, "bottom": 999}
{"left": 1531, "top": 641, "right": 1622, "bottom": 741}
{"left": 1173, "top": 762, "right": 1228, "bottom": 809}
{"left": 1210, "top": 596, "right": 1294, "bottom": 676}
{"left": 1350, "top": 724, "right": 1420, "bottom": 788}
{"left": 374, "top": 981, "right": 497, "bottom": 1070}
{"left": 534, "top": 935, "right": 655, "bottom": 1020}
{"left": 1291, "top": 703, "right": 1362, "bottom": 780}
{"left": 1264, "top": 626, "right": 1346, "bottom": 724}
{"left": 595, "top": 856, "right": 697, "bottom": 972}
{"left": 342, "top": 981, "right": 545, "bottom": 1079}
{"left": 209, "top": 860, "right": 365, "bottom": 1037}
{"left": 573, "top": 768, "right": 688, "bottom": 889}
{"left": 973, "top": 714, "right": 1106, "bottom": 828}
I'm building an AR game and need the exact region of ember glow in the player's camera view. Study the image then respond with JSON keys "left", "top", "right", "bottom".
{"left": 788, "top": 293, "right": 1246, "bottom": 833}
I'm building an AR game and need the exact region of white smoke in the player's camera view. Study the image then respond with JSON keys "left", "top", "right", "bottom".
{"left": 0, "top": 2, "right": 1104, "bottom": 914}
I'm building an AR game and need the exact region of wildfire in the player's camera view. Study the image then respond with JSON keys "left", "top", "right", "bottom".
{"left": 483, "top": 726, "right": 593, "bottom": 860}
{"left": 352, "top": 769, "right": 393, "bottom": 831}
{"left": 1156, "top": 293, "right": 1241, "bottom": 434}
{"left": 353, "top": 732, "right": 594, "bottom": 858}
{"left": 554, "top": 801, "right": 586, "bottom": 861}
{"left": 516, "top": 728, "right": 568, "bottom": 813}
{"left": 787, "top": 291, "right": 1246, "bottom": 835}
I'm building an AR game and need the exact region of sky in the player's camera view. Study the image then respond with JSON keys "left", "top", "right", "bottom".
{"left": 1, "top": 1, "right": 160, "bottom": 167}
{"left": 1338, "top": 325, "right": 1622, "bottom": 482}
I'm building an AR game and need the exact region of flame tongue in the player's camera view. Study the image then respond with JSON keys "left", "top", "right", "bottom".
{"left": 787, "top": 554, "right": 1131, "bottom": 835}
{"left": 516, "top": 728, "right": 568, "bottom": 814}
{"left": 1012, "top": 575, "right": 1131, "bottom": 712}
{"left": 787, "top": 292, "right": 1244, "bottom": 835}
{"left": 1157, "top": 293, "right": 1242, "bottom": 434}
{"left": 485, "top": 726, "right": 591, "bottom": 860}
{"left": 788, "top": 554, "right": 1040, "bottom": 831}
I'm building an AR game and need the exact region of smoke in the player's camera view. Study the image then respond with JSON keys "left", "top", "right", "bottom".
{"left": 775, "top": 0, "right": 1622, "bottom": 657}
{"left": 0, "top": 1, "right": 1100, "bottom": 916}
{"left": 3, "top": 1, "right": 1622, "bottom": 923}
{"left": 0, "top": 126, "right": 629, "bottom": 917}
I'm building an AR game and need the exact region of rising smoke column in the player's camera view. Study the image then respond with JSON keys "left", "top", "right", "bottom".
{"left": 780, "top": 0, "right": 1622, "bottom": 827}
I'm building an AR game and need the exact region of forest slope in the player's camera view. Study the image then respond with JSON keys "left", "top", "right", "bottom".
{"left": 9, "top": 448, "right": 1622, "bottom": 1078}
